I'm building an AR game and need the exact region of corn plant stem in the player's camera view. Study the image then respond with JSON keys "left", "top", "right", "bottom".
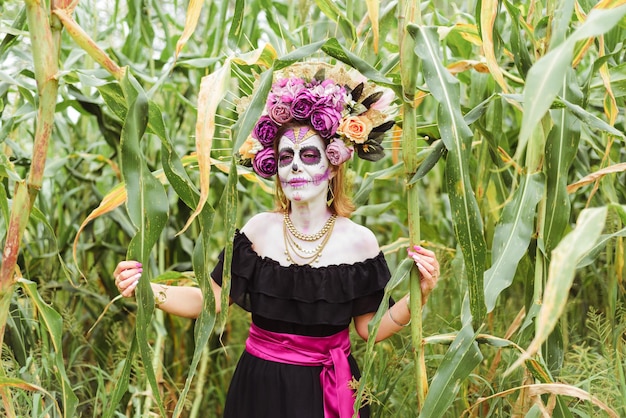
{"left": 190, "top": 345, "right": 211, "bottom": 417}
{"left": 0, "top": 1, "right": 61, "bottom": 414}
{"left": 399, "top": 0, "right": 427, "bottom": 409}
{"left": 0, "top": 306, "right": 18, "bottom": 418}
{"left": 143, "top": 309, "right": 166, "bottom": 413}
{"left": 0, "top": 0, "right": 60, "bottom": 333}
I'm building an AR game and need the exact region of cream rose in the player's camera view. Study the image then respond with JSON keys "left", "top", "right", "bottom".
{"left": 337, "top": 115, "right": 373, "bottom": 144}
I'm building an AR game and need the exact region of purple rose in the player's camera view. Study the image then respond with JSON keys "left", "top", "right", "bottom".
{"left": 291, "top": 89, "right": 318, "bottom": 120}
{"left": 252, "top": 146, "right": 277, "bottom": 178}
{"left": 325, "top": 138, "right": 354, "bottom": 165}
{"left": 252, "top": 115, "right": 279, "bottom": 147}
{"left": 310, "top": 107, "right": 342, "bottom": 138}
{"left": 268, "top": 102, "right": 293, "bottom": 124}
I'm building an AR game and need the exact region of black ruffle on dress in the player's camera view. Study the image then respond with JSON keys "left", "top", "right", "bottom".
{"left": 211, "top": 231, "right": 392, "bottom": 418}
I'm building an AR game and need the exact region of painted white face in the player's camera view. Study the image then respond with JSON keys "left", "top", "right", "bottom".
{"left": 278, "top": 127, "right": 333, "bottom": 204}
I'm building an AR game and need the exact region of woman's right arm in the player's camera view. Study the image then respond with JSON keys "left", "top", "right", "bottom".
{"left": 113, "top": 260, "right": 222, "bottom": 319}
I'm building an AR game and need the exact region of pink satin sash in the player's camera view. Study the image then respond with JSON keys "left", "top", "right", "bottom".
{"left": 245, "top": 323, "right": 358, "bottom": 418}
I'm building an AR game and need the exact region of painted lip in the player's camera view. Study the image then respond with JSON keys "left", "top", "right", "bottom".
{"left": 288, "top": 178, "right": 310, "bottom": 187}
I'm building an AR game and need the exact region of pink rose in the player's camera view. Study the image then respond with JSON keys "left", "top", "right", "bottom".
{"left": 252, "top": 146, "right": 277, "bottom": 178}
{"left": 325, "top": 138, "right": 354, "bottom": 165}
{"left": 268, "top": 102, "right": 293, "bottom": 124}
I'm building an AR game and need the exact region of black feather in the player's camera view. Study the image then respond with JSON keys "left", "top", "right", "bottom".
{"left": 350, "top": 82, "right": 364, "bottom": 101}
{"left": 361, "top": 91, "right": 383, "bottom": 109}
{"left": 356, "top": 141, "right": 385, "bottom": 161}
{"left": 371, "top": 120, "right": 395, "bottom": 132}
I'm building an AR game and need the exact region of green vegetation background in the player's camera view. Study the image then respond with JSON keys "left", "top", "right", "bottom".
{"left": 0, "top": 0, "right": 625, "bottom": 417}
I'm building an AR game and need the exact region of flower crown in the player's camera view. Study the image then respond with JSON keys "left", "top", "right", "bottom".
{"left": 237, "top": 63, "right": 396, "bottom": 178}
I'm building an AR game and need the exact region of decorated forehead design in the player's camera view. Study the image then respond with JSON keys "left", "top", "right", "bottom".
{"left": 236, "top": 62, "right": 396, "bottom": 179}
{"left": 283, "top": 127, "right": 317, "bottom": 146}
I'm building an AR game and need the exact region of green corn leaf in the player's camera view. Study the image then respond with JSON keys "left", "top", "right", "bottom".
{"left": 172, "top": 196, "right": 215, "bottom": 418}
{"left": 519, "top": 5, "right": 626, "bottom": 147}
{"left": 103, "top": 332, "right": 136, "bottom": 418}
{"left": 353, "top": 162, "right": 404, "bottom": 206}
{"left": 356, "top": 258, "right": 413, "bottom": 414}
{"left": 503, "top": 1, "right": 532, "bottom": 78}
{"left": 408, "top": 140, "right": 446, "bottom": 185}
{"left": 216, "top": 158, "right": 239, "bottom": 328}
{"left": 411, "top": 25, "right": 487, "bottom": 324}
{"left": 30, "top": 206, "right": 76, "bottom": 285}
{"left": 173, "top": 160, "right": 237, "bottom": 417}
{"left": 485, "top": 172, "right": 544, "bottom": 312}
{"left": 548, "top": 0, "right": 575, "bottom": 49}
{"left": 578, "top": 226, "right": 626, "bottom": 268}
{"left": 542, "top": 70, "right": 583, "bottom": 256}
{"left": 172, "top": 225, "right": 217, "bottom": 418}
{"left": 321, "top": 38, "right": 396, "bottom": 89}
{"left": 98, "top": 81, "right": 201, "bottom": 210}
{"left": 232, "top": 68, "right": 274, "bottom": 151}
{"left": 227, "top": 0, "right": 245, "bottom": 47}
{"left": 275, "top": 40, "right": 327, "bottom": 70}
{"left": 120, "top": 73, "right": 169, "bottom": 417}
{"left": 509, "top": 207, "right": 607, "bottom": 372}
{"left": 556, "top": 96, "right": 625, "bottom": 139}
{"left": 18, "top": 279, "right": 78, "bottom": 418}
{"left": 353, "top": 201, "right": 397, "bottom": 217}
{"left": 419, "top": 322, "right": 483, "bottom": 418}
{"left": 155, "top": 99, "right": 201, "bottom": 214}
{"left": 0, "top": 181, "right": 7, "bottom": 231}
{"left": 313, "top": 0, "right": 356, "bottom": 43}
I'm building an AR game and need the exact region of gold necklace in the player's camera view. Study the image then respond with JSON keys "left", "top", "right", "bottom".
{"left": 283, "top": 212, "right": 337, "bottom": 241}
{"left": 283, "top": 213, "right": 337, "bottom": 265}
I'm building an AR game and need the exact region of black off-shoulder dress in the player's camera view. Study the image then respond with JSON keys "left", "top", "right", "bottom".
{"left": 211, "top": 231, "right": 391, "bottom": 418}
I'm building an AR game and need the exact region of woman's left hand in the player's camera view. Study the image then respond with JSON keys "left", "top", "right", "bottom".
{"left": 407, "top": 245, "right": 440, "bottom": 303}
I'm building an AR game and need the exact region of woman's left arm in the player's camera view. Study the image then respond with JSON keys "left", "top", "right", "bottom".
{"left": 353, "top": 245, "right": 440, "bottom": 342}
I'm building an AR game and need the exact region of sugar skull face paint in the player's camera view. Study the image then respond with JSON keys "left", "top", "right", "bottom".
{"left": 278, "top": 127, "right": 333, "bottom": 203}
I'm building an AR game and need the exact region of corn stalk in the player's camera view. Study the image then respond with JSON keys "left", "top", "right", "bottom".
{"left": 0, "top": 0, "right": 75, "bottom": 415}
{"left": 0, "top": 0, "right": 59, "bottom": 334}
{"left": 398, "top": 0, "right": 428, "bottom": 408}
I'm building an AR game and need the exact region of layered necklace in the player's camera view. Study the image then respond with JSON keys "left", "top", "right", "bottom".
{"left": 283, "top": 212, "right": 337, "bottom": 265}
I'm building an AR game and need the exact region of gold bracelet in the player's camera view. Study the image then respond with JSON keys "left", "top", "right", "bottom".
{"left": 388, "top": 305, "right": 411, "bottom": 327}
{"left": 154, "top": 284, "right": 167, "bottom": 306}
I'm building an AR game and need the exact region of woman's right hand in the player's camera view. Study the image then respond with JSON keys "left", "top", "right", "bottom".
{"left": 113, "top": 260, "right": 143, "bottom": 297}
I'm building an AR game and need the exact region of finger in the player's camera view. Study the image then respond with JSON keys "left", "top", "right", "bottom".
{"left": 411, "top": 245, "right": 436, "bottom": 258}
{"left": 409, "top": 253, "right": 435, "bottom": 273}
{"left": 114, "top": 260, "right": 142, "bottom": 277}
{"left": 120, "top": 272, "right": 142, "bottom": 289}
{"left": 408, "top": 248, "right": 440, "bottom": 273}
{"left": 116, "top": 266, "right": 143, "bottom": 284}
{"left": 121, "top": 278, "right": 139, "bottom": 298}
{"left": 415, "top": 261, "right": 434, "bottom": 278}
{"left": 408, "top": 249, "right": 437, "bottom": 266}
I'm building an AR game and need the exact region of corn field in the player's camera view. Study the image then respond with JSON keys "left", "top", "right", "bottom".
{"left": 1, "top": 0, "right": 625, "bottom": 416}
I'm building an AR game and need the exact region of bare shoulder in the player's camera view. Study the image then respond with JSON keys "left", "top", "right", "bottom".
{"left": 241, "top": 212, "right": 282, "bottom": 240}
{"left": 332, "top": 217, "right": 380, "bottom": 261}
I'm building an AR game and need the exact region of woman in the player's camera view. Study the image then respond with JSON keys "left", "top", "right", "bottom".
{"left": 113, "top": 63, "right": 440, "bottom": 418}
